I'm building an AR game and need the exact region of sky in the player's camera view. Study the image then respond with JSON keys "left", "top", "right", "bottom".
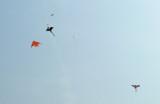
{"left": 0, "top": 0, "right": 160, "bottom": 104}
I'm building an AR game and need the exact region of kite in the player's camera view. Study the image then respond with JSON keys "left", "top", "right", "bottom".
{"left": 131, "top": 85, "right": 140, "bottom": 92}
{"left": 50, "top": 13, "right": 54, "bottom": 16}
{"left": 31, "top": 40, "right": 41, "bottom": 48}
{"left": 46, "top": 26, "right": 55, "bottom": 36}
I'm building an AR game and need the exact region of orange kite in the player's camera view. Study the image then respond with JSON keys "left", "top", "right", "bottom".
{"left": 31, "top": 40, "right": 41, "bottom": 48}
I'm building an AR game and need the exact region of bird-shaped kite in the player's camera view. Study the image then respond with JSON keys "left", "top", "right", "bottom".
{"left": 131, "top": 85, "right": 140, "bottom": 92}
{"left": 31, "top": 40, "right": 41, "bottom": 48}
{"left": 46, "top": 26, "right": 55, "bottom": 36}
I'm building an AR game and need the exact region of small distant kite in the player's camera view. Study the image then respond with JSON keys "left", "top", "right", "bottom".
{"left": 46, "top": 26, "right": 55, "bottom": 36}
{"left": 31, "top": 40, "right": 41, "bottom": 48}
{"left": 50, "top": 10, "right": 55, "bottom": 16}
{"left": 131, "top": 85, "right": 140, "bottom": 92}
{"left": 50, "top": 13, "right": 54, "bottom": 16}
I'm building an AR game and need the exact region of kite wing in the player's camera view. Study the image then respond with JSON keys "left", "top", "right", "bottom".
{"left": 137, "top": 85, "right": 140, "bottom": 87}
{"left": 46, "top": 27, "right": 50, "bottom": 31}
{"left": 131, "top": 85, "right": 140, "bottom": 88}
{"left": 131, "top": 85, "right": 136, "bottom": 88}
{"left": 50, "top": 27, "right": 53, "bottom": 30}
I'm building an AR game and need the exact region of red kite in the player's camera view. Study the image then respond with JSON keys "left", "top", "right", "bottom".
{"left": 31, "top": 40, "right": 41, "bottom": 48}
{"left": 131, "top": 85, "right": 140, "bottom": 92}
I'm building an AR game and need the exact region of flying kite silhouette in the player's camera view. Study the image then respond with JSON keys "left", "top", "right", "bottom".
{"left": 46, "top": 26, "right": 55, "bottom": 36}
{"left": 131, "top": 85, "right": 140, "bottom": 92}
{"left": 31, "top": 41, "right": 41, "bottom": 48}
{"left": 50, "top": 13, "right": 54, "bottom": 16}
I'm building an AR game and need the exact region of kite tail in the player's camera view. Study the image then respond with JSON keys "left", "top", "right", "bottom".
{"left": 50, "top": 31, "right": 55, "bottom": 37}
{"left": 135, "top": 88, "right": 137, "bottom": 92}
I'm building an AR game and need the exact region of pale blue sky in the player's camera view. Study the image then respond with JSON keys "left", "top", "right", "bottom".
{"left": 0, "top": 0, "right": 160, "bottom": 104}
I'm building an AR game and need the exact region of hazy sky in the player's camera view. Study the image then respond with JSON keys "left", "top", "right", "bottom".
{"left": 1, "top": 0, "right": 160, "bottom": 104}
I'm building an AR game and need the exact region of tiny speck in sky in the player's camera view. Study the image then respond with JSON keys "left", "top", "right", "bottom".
{"left": 50, "top": 13, "right": 54, "bottom": 16}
